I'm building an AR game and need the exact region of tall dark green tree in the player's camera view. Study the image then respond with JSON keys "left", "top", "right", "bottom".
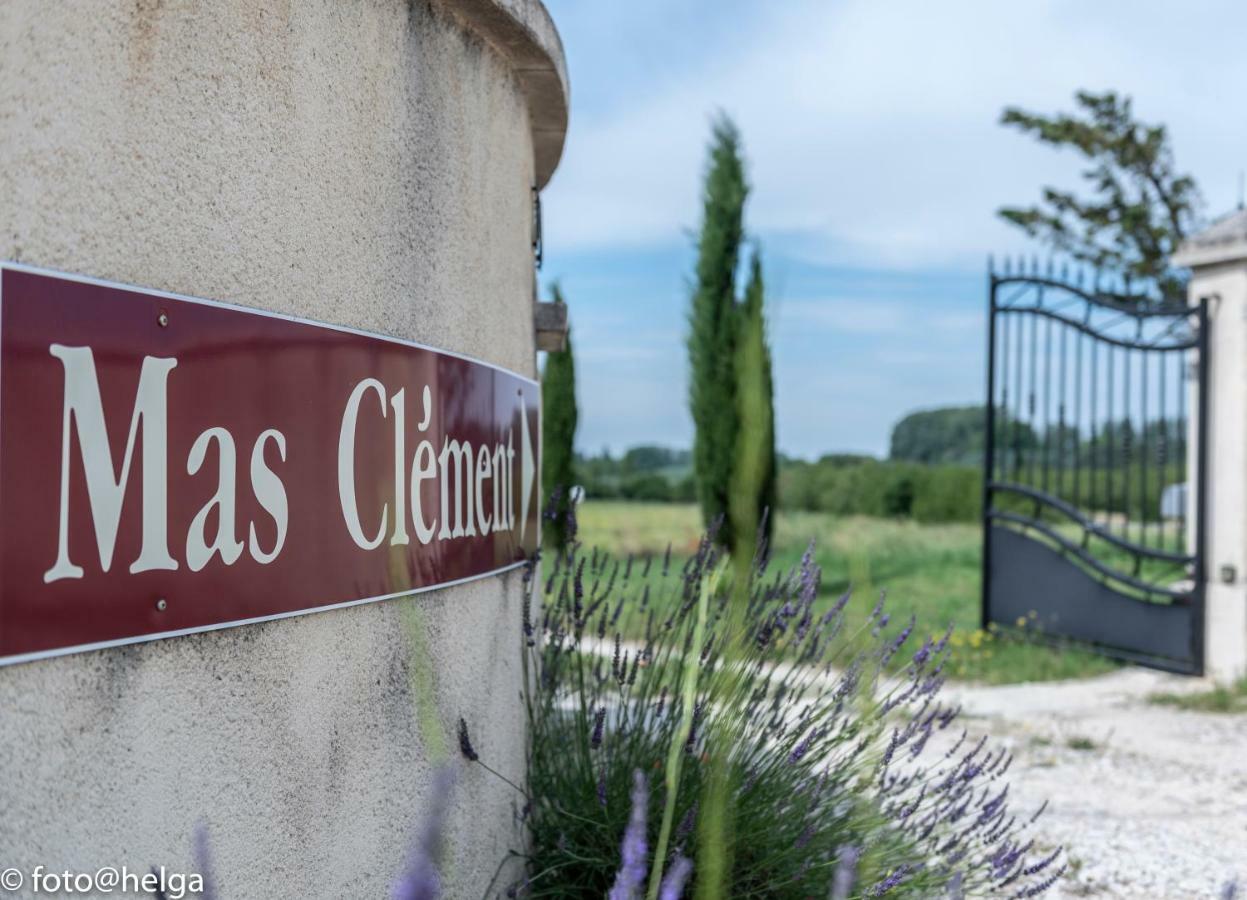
{"left": 998, "top": 90, "right": 1201, "bottom": 297}
{"left": 731, "top": 250, "right": 777, "bottom": 558}
{"left": 541, "top": 284, "right": 577, "bottom": 552}
{"left": 689, "top": 116, "right": 747, "bottom": 549}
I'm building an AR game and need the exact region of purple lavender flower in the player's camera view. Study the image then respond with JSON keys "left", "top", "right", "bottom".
{"left": 880, "top": 615, "right": 916, "bottom": 665}
{"left": 674, "top": 801, "right": 698, "bottom": 844}
{"left": 868, "top": 864, "right": 910, "bottom": 897}
{"left": 868, "top": 589, "right": 887, "bottom": 621}
{"left": 684, "top": 701, "right": 704, "bottom": 754}
{"left": 658, "top": 853, "right": 693, "bottom": 900}
{"left": 608, "top": 770, "right": 649, "bottom": 900}
{"left": 830, "top": 845, "right": 859, "bottom": 900}
{"left": 1021, "top": 847, "right": 1061, "bottom": 878}
{"left": 457, "top": 718, "right": 479, "bottom": 762}
{"left": 573, "top": 559, "right": 585, "bottom": 620}
{"left": 1012, "top": 864, "right": 1067, "bottom": 898}
{"left": 822, "top": 589, "right": 851, "bottom": 625}
{"left": 912, "top": 636, "right": 933, "bottom": 668}
{"left": 789, "top": 728, "right": 814, "bottom": 764}
{"left": 597, "top": 767, "right": 608, "bottom": 808}
{"left": 191, "top": 821, "right": 217, "bottom": 900}
{"left": 591, "top": 706, "right": 607, "bottom": 749}
{"left": 392, "top": 767, "right": 455, "bottom": 900}
{"left": 798, "top": 540, "right": 818, "bottom": 603}
{"left": 1222, "top": 880, "right": 1239, "bottom": 900}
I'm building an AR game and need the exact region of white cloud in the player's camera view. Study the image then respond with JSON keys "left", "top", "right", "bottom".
{"left": 543, "top": 0, "right": 1247, "bottom": 269}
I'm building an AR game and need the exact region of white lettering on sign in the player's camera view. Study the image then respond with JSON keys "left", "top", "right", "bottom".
{"left": 43, "top": 347, "right": 297, "bottom": 583}
{"left": 334, "top": 376, "right": 532, "bottom": 550}
{"left": 40, "top": 351, "right": 532, "bottom": 584}
{"left": 44, "top": 346, "right": 179, "bottom": 582}
{"left": 248, "top": 429, "right": 288, "bottom": 564}
{"left": 338, "top": 378, "right": 389, "bottom": 551}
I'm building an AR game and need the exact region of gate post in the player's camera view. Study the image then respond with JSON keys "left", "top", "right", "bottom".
{"left": 1174, "top": 211, "right": 1247, "bottom": 682}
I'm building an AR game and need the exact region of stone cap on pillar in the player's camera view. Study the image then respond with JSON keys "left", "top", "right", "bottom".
{"left": 439, "top": 0, "right": 569, "bottom": 190}
{"left": 1172, "top": 209, "right": 1247, "bottom": 269}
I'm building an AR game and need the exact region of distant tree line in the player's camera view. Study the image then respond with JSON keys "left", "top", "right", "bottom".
{"left": 891, "top": 405, "right": 1187, "bottom": 471}
{"left": 576, "top": 445, "right": 981, "bottom": 523}
{"left": 780, "top": 457, "right": 981, "bottom": 522}
{"left": 577, "top": 446, "right": 696, "bottom": 503}
{"left": 578, "top": 397, "right": 1188, "bottom": 526}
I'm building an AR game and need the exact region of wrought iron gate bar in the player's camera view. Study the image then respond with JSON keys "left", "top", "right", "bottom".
{"left": 982, "top": 262, "right": 1207, "bottom": 674}
{"left": 988, "top": 481, "right": 1195, "bottom": 565}
{"left": 994, "top": 306, "right": 1199, "bottom": 352}
{"left": 987, "top": 511, "right": 1191, "bottom": 602}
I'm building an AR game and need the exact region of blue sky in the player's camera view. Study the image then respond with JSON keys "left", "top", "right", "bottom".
{"left": 538, "top": 0, "right": 1247, "bottom": 459}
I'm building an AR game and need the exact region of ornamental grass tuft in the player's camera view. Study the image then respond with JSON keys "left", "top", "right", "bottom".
{"left": 518, "top": 509, "right": 1064, "bottom": 898}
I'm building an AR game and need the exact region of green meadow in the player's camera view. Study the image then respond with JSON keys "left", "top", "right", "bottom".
{"left": 574, "top": 501, "right": 1118, "bottom": 685}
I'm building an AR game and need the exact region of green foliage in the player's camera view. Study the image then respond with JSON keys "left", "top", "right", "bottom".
{"left": 541, "top": 284, "right": 578, "bottom": 551}
{"left": 621, "top": 445, "right": 692, "bottom": 474}
{"left": 893, "top": 405, "right": 983, "bottom": 465}
{"left": 779, "top": 459, "right": 980, "bottom": 523}
{"left": 577, "top": 447, "right": 695, "bottom": 503}
{"left": 912, "top": 465, "right": 982, "bottom": 523}
{"left": 1149, "top": 678, "right": 1247, "bottom": 713}
{"left": 998, "top": 90, "right": 1202, "bottom": 297}
{"left": 731, "top": 251, "right": 777, "bottom": 558}
{"left": 891, "top": 404, "right": 1041, "bottom": 466}
{"left": 688, "top": 117, "right": 746, "bottom": 549}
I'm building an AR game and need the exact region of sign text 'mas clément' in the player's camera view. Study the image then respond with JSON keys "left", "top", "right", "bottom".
{"left": 0, "top": 264, "right": 539, "bottom": 665}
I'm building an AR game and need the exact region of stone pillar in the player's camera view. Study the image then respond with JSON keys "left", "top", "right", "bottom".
{"left": 0, "top": 2, "right": 567, "bottom": 896}
{"left": 1174, "top": 211, "right": 1247, "bottom": 682}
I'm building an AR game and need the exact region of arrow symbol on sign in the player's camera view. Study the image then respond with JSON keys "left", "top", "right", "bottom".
{"left": 519, "top": 393, "right": 535, "bottom": 542}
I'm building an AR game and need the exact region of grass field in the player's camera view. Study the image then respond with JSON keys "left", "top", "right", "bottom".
{"left": 574, "top": 501, "right": 1118, "bottom": 685}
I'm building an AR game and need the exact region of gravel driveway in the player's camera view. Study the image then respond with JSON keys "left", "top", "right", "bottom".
{"left": 944, "top": 668, "right": 1247, "bottom": 898}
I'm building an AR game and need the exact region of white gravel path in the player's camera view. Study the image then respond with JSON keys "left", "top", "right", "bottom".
{"left": 944, "top": 668, "right": 1247, "bottom": 898}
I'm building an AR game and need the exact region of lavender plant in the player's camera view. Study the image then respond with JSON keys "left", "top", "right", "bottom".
{"left": 518, "top": 513, "right": 1065, "bottom": 898}
{"left": 391, "top": 767, "right": 455, "bottom": 900}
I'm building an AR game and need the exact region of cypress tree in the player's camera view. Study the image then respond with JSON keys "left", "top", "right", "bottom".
{"left": 731, "top": 250, "right": 777, "bottom": 560}
{"left": 541, "top": 284, "right": 577, "bottom": 552}
{"left": 688, "top": 116, "right": 747, "bottom": 549}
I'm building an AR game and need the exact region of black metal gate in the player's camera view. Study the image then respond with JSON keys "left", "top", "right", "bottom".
{"left": 981, "top": 259, "right": 1208, "bottom": 674}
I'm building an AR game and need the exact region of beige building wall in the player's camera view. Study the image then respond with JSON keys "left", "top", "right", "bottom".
{"left": 0, "top": 0, "right": 566, "bottom": 895}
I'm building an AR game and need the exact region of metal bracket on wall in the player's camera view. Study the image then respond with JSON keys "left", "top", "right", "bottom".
{"left": 535, "top": 300, "right": 567, "bottom": 352}
{"left": 532, "top": 185, "right": 543, "bottom": 271}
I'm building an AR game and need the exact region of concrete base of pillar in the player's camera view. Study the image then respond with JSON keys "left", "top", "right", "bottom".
{"left": 1204, "top": 582, "right": 1247, "bottom": 682}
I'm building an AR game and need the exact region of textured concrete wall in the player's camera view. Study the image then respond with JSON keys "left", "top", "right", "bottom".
{"left": 0, "top": 0, "right": 564, "bottom": 895}
{"left": 1175, "top": 217, "right": 1247, "bottom": 682}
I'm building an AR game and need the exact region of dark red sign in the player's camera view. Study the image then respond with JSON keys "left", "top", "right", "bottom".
{"left": 0, "top": 264, "right": 540, "bottom": 665}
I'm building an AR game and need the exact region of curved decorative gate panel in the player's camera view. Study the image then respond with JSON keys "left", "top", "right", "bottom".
{"left": 981, "top": 261, "right": 1208, "bottom": 674}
